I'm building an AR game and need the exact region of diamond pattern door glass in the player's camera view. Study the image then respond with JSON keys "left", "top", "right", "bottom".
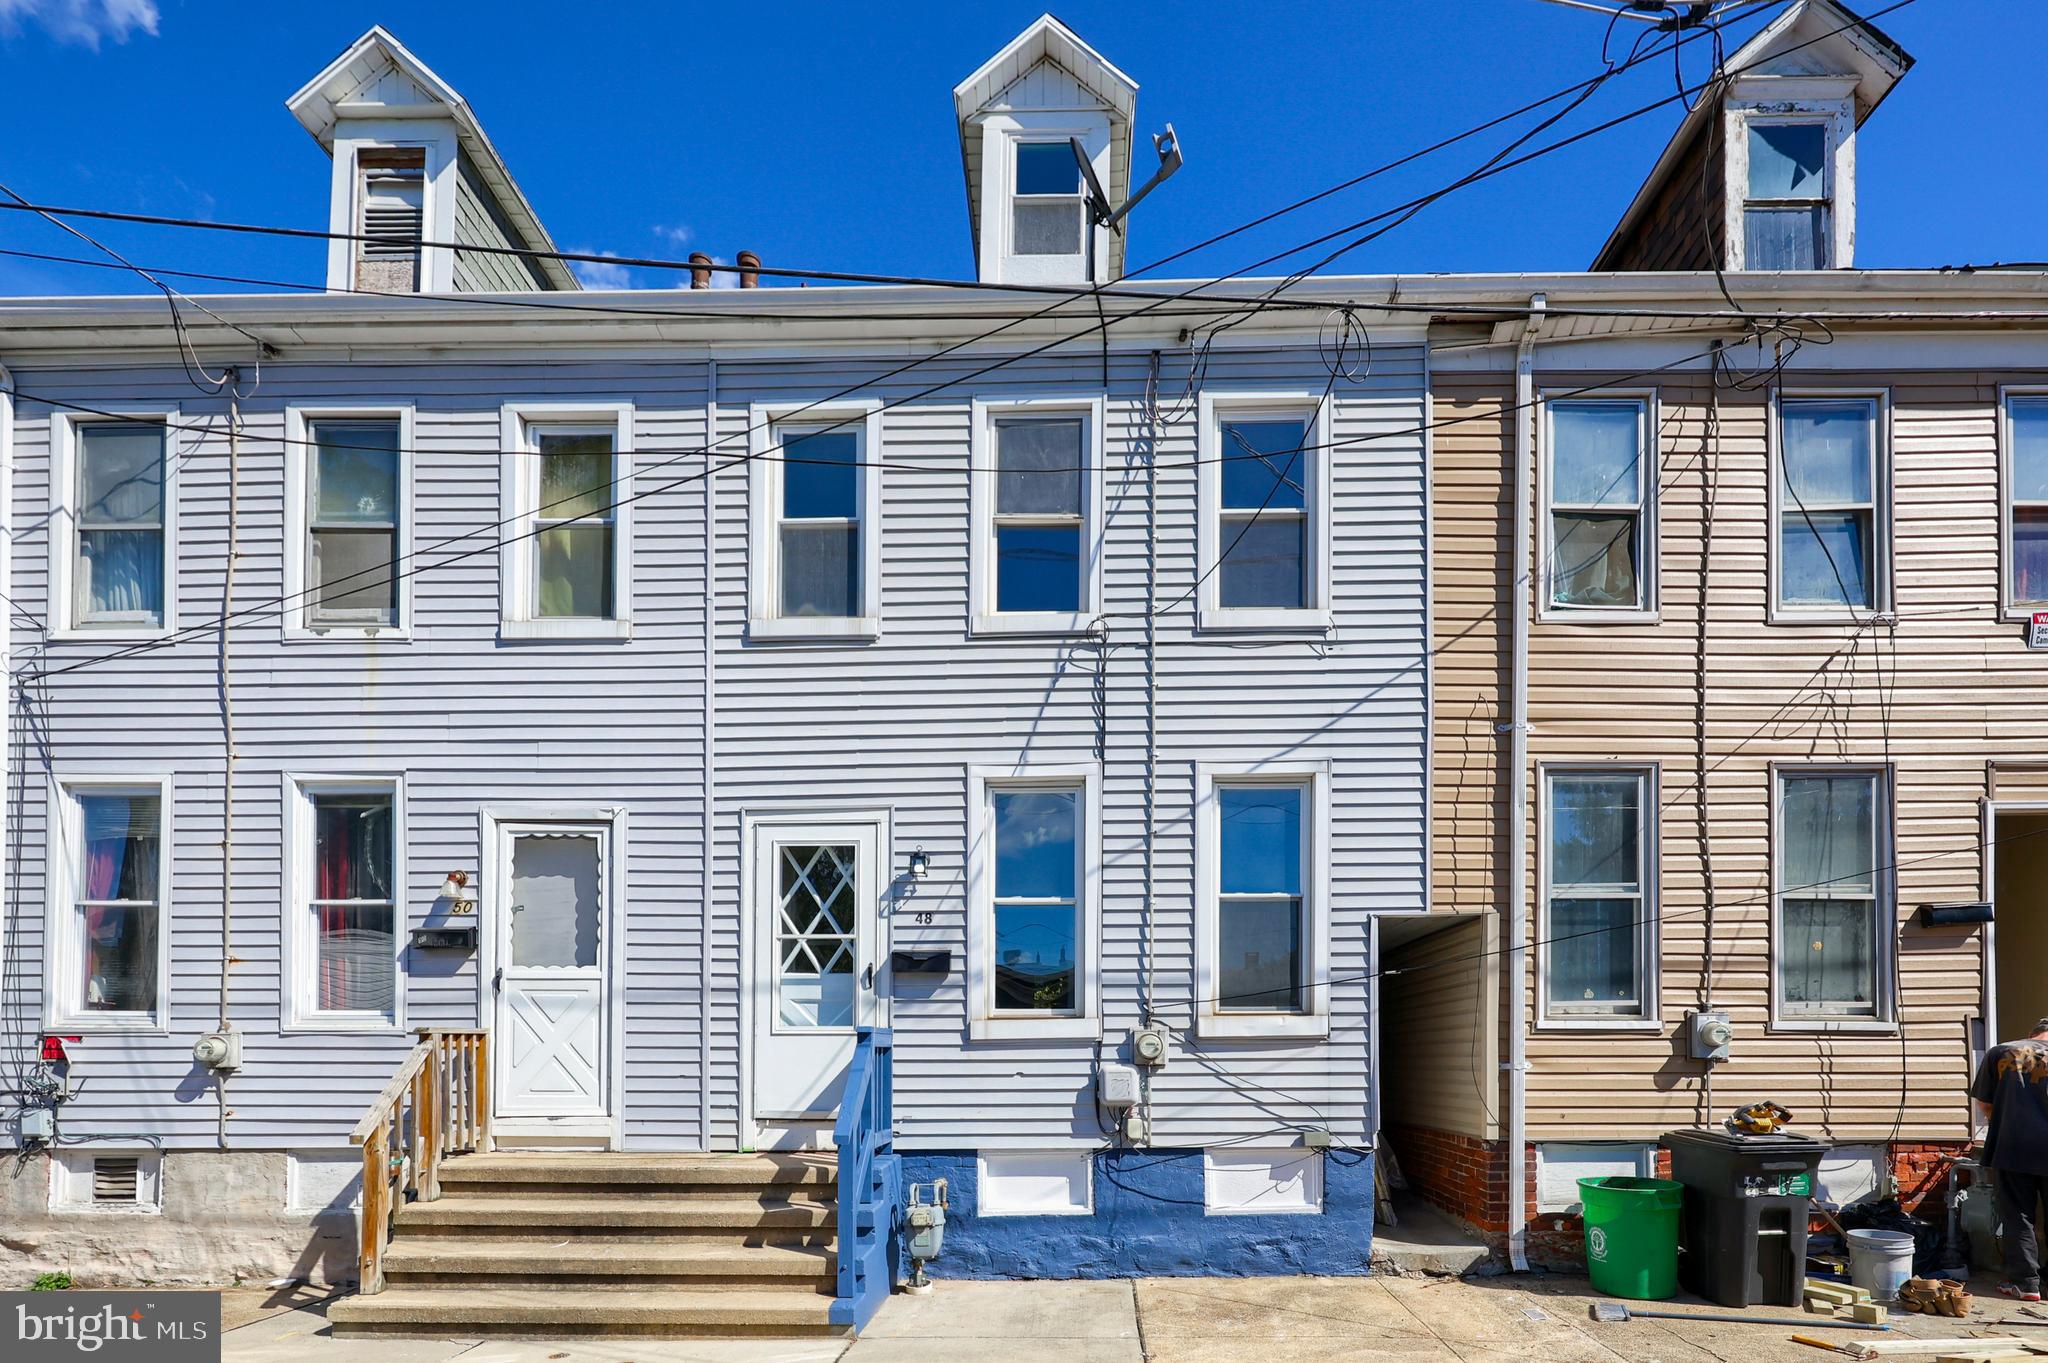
{"left": 775, "top": 844, "right": 857, "bottom": 1029}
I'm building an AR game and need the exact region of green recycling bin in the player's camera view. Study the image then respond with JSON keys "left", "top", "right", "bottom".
{"left": 1578, "top": 1176, "right": 1684, "bottom": 1300}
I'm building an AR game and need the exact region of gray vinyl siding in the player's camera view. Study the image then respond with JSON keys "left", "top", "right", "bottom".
{"left": 4, "top": 360, "right": 708, "bottom": 1150}
{"left": 451, "top": 154, "right": 550, "bottom": 293}
{"left": 707, "top": 343, "right": 1427, "bottom": 1150}
{"left": 4, "top": 335, "right": 1426, "bottom": 1156}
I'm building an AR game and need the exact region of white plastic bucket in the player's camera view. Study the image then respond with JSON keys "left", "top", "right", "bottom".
{"left": 1847, "top": 1228, "right": 1915, "bottom": 1302}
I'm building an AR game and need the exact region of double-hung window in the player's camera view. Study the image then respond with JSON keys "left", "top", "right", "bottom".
{"left": 1195, "top": 764, "right": 1329, "bottom": 1039}
{"left": 748, "top": 403, "right": 881, "bottom": 639}
{"left": 971, "top": 398, "right": 1102, "bottom": 632}
{"left": 2005, "top": 393, "right": 2048, "bottom": 613}
{"left": 1545, "top": 399, "right": 1651, "bottom": 614}
{"left": 1012, "top": 141, "right": 1084, "bottom": 259}
{"left": 1775, "top": 769, "right": 1890, "bottom": 1024}
{"left": 287, "top": 409, "right": 409, "bottom": 636}
{"left": 1541, "top": 768, "right": 1655, "bottom": 1024}
{"left": 967, "top": 765, "right": 1100, "bottom": 1039}
{"left": 1197, "top": 395, "right": 1331, "bottom": 631}
{"left": 290, "top": 779, "right": 401, "bottom": 1029}
{"left": 68, "top": 421, "right": 169, "bottom": 632}
{"left": 1775, "top": 395, "right": 1883, "bottom": 616}
{"left": 500, "top": 403, "right": 634, "bottom": 639}
{"left": 52, "top": 781, "right": 169, "bottom": 1030}
{"left": 1741, "top": 122, "right": 1831, "bottom": 270}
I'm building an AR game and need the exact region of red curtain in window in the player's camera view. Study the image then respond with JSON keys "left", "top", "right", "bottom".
{"left": 316, "top": 805, "right": 355, "bottom": 1010}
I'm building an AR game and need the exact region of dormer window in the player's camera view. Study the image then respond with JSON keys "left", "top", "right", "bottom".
{"left": 1742, "top": 122, "right": 1830, "bottom": 269}
{"left": 1013, "top": 142, "right": 1085, "bottom": 258}
{"left": 354, "top": 147, "right": 425, "bottom": 291}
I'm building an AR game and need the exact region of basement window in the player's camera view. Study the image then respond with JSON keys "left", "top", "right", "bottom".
{"left": 1535, "top": 1144, "right": 1654, "bottom": 1214}
{"left": 354, "top": 147, "right": 425, "bottom": 291}
{"left": 51, "top": 1150, "right": 162, "bottom": 1212}
{"left": 1204, "top": 1148, "right": 1323, "bottom": 1215}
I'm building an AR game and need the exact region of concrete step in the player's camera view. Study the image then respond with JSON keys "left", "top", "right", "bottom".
{"left": 393, "top": 1193, "right": 836, "bottom": 1237}
{"left": 381, "top": 1236, "right": 836, "bottom": 1289}
{"left": 327, "top": 1286, "right": 848, "bottom": 1339}
{"left": 440, "top": 1151, "right": 836, "bottom": 1193}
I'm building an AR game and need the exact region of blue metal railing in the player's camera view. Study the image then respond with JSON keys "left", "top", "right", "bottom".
{"left": 830, "top": 1026, "right": 900, "bottom": 1331}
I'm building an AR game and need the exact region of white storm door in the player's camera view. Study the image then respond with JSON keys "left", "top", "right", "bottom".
{"left": 752, "top": 821, "right": 882, "bottom": 1123}
{"left": 494, "top": 823, "right": 612, "bottom": 1120}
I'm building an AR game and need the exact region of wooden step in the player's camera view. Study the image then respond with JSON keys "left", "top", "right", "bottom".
{"left": 393, "top": 1193, "right": 835, "bottom": 1238}
{"left": 381, "top": 1236, "right": 836, "bottom": 1290}
{"left": 327, "top": 1286, "right": 848, "bottom": 1339}
{"left": 439, "top": 1151, "right": 836, "bottom": 1193}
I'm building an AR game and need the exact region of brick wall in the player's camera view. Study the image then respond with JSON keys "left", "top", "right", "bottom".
{"left": 1890, "top": 1141, "right": 1974, "bottom": 1219}
{"left": 1384, "top": 1124, "right": 1507, "bottom": 1234}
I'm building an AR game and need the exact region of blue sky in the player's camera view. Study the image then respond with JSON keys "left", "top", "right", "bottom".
{"left": 0, "top": 0, "right": 2029, "bottom": 299}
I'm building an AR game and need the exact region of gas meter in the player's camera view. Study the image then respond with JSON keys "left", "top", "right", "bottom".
{"left": 906, "top": 1179, "right": 949, "bottom": 1294}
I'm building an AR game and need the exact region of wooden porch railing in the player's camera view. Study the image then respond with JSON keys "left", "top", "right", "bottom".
{"left": 350, "top": 1028, "right": 489, "bottom": 1294}
{"left": 829, "top": 1027, "right": 899, "bottom": 1332}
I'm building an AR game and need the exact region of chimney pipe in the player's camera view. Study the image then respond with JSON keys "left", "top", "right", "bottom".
{"left": 737, "top": 251, "right": 760, "bottom": 289}
{"left": 688, "top": 252, "right": 713, "bottom": 290}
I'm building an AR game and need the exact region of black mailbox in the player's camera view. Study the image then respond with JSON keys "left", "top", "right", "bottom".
{"left": 891, "top": 949, "right": 951, "bottom": 975}
{"left": 411, "top": 926, "right": 479, "bottom": 951}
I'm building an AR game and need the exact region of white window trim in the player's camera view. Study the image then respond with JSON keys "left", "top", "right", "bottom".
{"left": 1769, "top": 762, "right": 1897, "bottom": 1033}
{"left": 1767, "top": 388, "right": 1892, "bottom": 625}
{"left": 282, "top": 403, "right": 415, "bottom": 642}
{"left": 46, "top": 773, "right": 173, "bottom": 1034}
{"left": 326, "top": 128, "right": 458, "bottom": 294}
{"left": 1534, "top": 1142, "right": 1657, "bottom": 1214}
{"left": 1193, "top": 761, "right": 1331, "bottom": 1041}
{"left": 49, "top": 1148, "right": 163, "bottom": 1214}
{"left": 976, "top": 115, "right": 1112, "bottom": 287}
{"left": 1536, "top": 763, "right": 1661, "bottom": 1031}
{"left": 969, "top": 395, "right": 1106, "bottom": 636}
{"left": 47, "top": 408, "right": 181, "bottom": 642}
{"left": 1536, "top": 392, "right": 1660, "bottom": 623}
{"left": 1203, "top": 1145, "right": 1324, "bottom": 1216}
{"left": 965, "top": 763, "right": 1102, "bottom": 1041}
{"left": 746, "top": 401, "right": 883, "bottom": 641}
{"left": 1196, "top": 392, "right": 1334, "bottom": 634}
{"left": 282, "top": 771, "right": 408, "bottom": 1035}
{"left": 1999, "top": 385, "right": 2048, "bottom": 621}
{"left": 1720, "top": 84, "right": 1856, "bottom": 271}
{"left": 498, "top": 401, "right": 635, "bottom": 641}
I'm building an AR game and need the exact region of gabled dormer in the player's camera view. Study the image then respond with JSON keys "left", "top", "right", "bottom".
{"left": 954, "top": 15, "right": 1138, "bottom": 286}
{"left": 1592, "top": 0, "right": 1911, "bottom": 272}
{"left": 287, "top": 27, "right": 578, "bottom": 294}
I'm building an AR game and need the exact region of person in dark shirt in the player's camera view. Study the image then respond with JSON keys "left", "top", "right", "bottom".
{"left": 1972, "top": 1018, "right": 2048, "bottom": 1302}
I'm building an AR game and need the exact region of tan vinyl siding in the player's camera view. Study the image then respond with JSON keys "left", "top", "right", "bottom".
{"left": 1431, "top": 365, "right": 2030, "bottom": 1146}
{"left": 1380, "top": 916, "right": 1500, "bottom": 1139}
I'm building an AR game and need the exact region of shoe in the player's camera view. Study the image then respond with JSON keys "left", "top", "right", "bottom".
{"left": 1998, "top": 1282, "right": 2044, "bottom": 1302}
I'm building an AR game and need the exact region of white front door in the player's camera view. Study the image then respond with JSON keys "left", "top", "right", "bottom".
{"left": 750, "top": 818, "right": 884, "bottom": 1129}
{"left": 493, "top": 821, "right": 615, "bottom": 1133}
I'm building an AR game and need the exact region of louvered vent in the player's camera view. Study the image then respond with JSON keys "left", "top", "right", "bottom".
{"left": 92, "top": 1156, "right": 140, "bottom": 1204}
{"left": 354, "top": 147, "right": 425, "bottom": 289}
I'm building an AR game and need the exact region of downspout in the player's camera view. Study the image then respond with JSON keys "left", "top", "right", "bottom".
{"left": 701, "top": 359, "right": 718, "bottom": 1152}
{"left": 1507, "top": 295, "right": 1545, "bottom": 1272}
{"left": 218, "top": 372, "right": 243, "bottom": 1151}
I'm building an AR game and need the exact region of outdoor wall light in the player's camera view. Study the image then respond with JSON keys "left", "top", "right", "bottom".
{"left": 908, "top": 847, "right": 930, "bottom": 880}
{"left": 440, "top": 870, "right": 478, "bottom": 913}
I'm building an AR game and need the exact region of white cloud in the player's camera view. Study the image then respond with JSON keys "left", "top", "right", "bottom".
{"left": 654, "top": 224, "right": 692, "bottom": 245}
{"left": 0, "top": 0, "right": 159, "bottom": 48}
{"left": 569, "top": 249, "right": 634, "bottom": 291}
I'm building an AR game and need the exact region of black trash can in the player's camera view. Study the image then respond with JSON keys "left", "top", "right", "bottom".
{"left": 1661, "top": 1127, "right": 1828, "bottom": 1308}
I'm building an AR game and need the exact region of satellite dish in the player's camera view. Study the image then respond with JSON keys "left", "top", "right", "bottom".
{"left": 1069, "top": 125, "right": 1185, "bottom": 236}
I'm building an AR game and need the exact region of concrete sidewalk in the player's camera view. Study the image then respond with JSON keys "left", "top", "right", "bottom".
{"left": 219, "top": 1273, "right": 2048, "bottom": 1363}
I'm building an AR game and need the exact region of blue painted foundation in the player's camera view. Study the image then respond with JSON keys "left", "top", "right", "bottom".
{"left": 897, "top": 1148, "right": 1375, "bottom": 1278}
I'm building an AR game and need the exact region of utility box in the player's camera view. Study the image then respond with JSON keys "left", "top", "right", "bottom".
{"left": 1098, "top": 1061, "right": 1139, "bottom": 1109}
{"left": 1687, "top": 1010, "right": 1733, "bottom": 1063}
{"left": 1662, "top": 1127, "right": 1827, "bottom": 1308}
